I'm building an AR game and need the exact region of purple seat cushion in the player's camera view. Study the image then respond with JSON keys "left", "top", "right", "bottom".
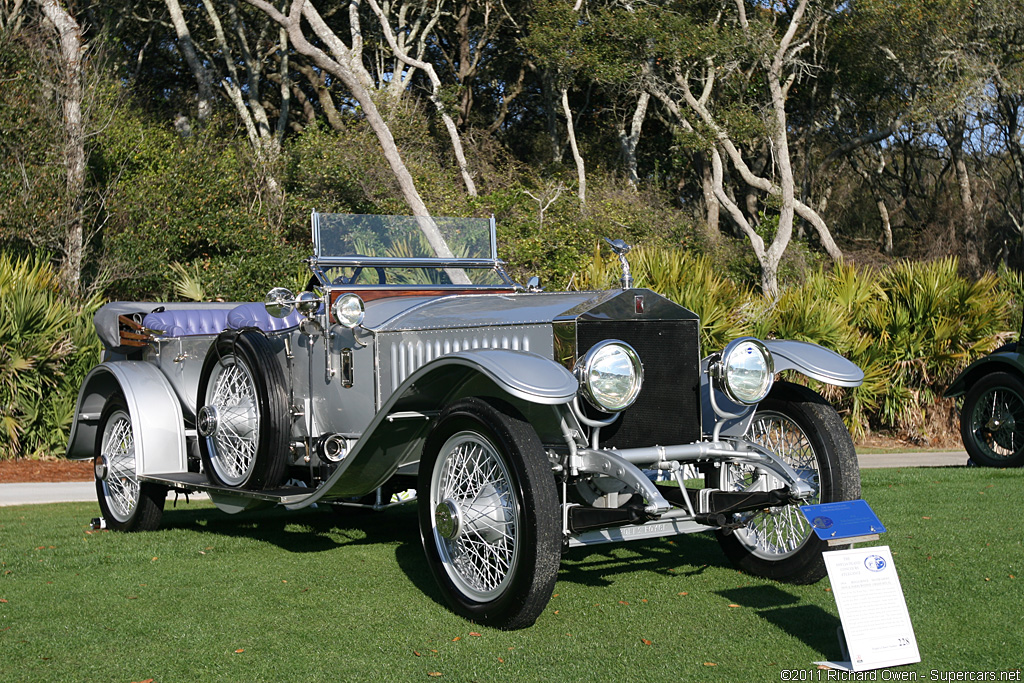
{"left": 143, "top": 308, "right": 230, "bottom": 337}
{"left": 227, "top": 302, "right": 303, "bottom": 332}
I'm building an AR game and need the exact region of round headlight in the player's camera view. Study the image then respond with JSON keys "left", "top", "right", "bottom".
{"left": 574, "top": 340, "right": 644, "bottom": 413}
{"left": 718, "top": 338, "right": 774, "bottom": 405}
{"left": 331, "top": 293, "right": 365, "bottom": 328}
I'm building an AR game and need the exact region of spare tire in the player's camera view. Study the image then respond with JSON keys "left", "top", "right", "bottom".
{"left": 197, "top": 330, "right": 290, "bottom": 490}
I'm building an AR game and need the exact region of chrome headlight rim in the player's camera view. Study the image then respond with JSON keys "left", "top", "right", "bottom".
{"left": 714, "top": 337, "right": 774, "bottom": 405}
{"left": 574, "top": 340, "right": 644, "bottom": 413}
{"left": 331, "top": 293, "right": 365, "bottom": 328}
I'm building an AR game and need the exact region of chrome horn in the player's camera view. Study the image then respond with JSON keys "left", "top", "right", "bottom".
{"left": 264, "top": 287, "right": 322, "bottom": 319}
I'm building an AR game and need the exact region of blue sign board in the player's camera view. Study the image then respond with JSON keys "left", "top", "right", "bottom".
{"left": 800, "top": 499, "right": 886, "bottom": 540}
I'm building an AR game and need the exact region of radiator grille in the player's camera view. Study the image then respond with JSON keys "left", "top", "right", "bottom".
{"left": 577, "top": 319, "right": 702, "bottom": 448}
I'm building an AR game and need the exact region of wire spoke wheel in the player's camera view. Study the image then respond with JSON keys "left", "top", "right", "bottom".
{"left": 100, "top": 410, "right": 140, "bottom": 522}
{"left": 431, "top": 431, "right": 520, "bottom": 601}
{"left": 94, "top": 395, "right": 165, "bottom": 532}
{"left": 710, "top": 381, "right": 860, "bottom": 584}
{"left": 204, "top": 358, "right": 260, "bottom": 486}
{"left": 197, "top": 331, "right": 289, "bottom": 490}
{"left": 961, "top": 372, "right": 1024, "bottom": 468}
{"left": 972, "top": 388, "right": 1024, "bottom": 457}
{"left": 729, "top": 410, "right": 819, "bottom": 559}
{"left": 418, "top": 397, "right": 560, "bottom": 630}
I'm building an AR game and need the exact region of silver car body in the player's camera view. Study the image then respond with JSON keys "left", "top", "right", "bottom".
{"left": 66, "top": 213, "right": 865, "bottom": 626}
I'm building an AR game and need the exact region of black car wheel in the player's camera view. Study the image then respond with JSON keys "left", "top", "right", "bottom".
{"left": 197, "top": 331, "right": 289, "bottom": 490}
{"left": 418, "top": 397, "right": 561, "bottom": 630}
{"left": 961, "top": 371, "right": 1024, "bottom": 468}
{"left": 95, "top": 395, "right": 166, "bottom": 532}
{"left": 711, "top": 381, "right": 861, "bottom": 583}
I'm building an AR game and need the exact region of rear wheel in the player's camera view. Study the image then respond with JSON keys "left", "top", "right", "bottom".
{"left": 961, "top": 371, "right": 1024, "bottom": 467}
{"left": 418, "top": 398, "right": 561, "bottom": 630}
{"left": 197, "top": 331, "right": 289, "bottom": 490}
{"left": 711, "top": 382, "right": 860, "bottom": 583}
{"left": 94, "top": 396, "right": 166, "bottom": 532}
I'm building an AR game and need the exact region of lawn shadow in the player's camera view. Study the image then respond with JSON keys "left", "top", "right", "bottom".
{"left": 394, "top": 531, "right": 446, "bottom": 609}
{"left": 557, "top": 531, "right": 733, "bottom": 587}
{"left": 718, "top": 585, "right": 842, "bottom": 658}
{"left": 161, "top": 501, "right": 420, "bottom": 554}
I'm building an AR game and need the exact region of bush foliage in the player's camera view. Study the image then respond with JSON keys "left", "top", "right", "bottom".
{"left": 0, "top": 253, "right": 101, "bottom": 459}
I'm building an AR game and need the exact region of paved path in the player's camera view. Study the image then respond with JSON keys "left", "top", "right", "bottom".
{"left": 0, "top": 451, "right": 970, "bottom": 507}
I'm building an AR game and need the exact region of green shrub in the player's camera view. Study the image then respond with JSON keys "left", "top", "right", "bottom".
{"left": 99, "top": 114, "right": 298, "bottom": 301}
{"left": 0, "top": 252, "right": 102, "bottom": 459}
{"left": 857, "top": 257, "right": 1008, "bottom": 435}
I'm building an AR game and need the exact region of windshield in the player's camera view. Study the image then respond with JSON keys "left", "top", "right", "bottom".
{"left": 311, "top": 213, "right": 505, "bottom": 287}
{"left": 314, "top": 213, "right": 496, "bottom": 261}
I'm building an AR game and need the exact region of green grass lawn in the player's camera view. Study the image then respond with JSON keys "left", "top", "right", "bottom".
{"left": 2, "top": 467, "right": 1022, "bottom": 682}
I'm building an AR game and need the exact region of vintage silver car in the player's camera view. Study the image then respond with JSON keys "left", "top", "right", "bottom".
{"left": 66, "top": 213, "right": 864, "bottom": 629}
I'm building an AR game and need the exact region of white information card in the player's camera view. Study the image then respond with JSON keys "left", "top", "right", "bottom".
{"left": 821, "top": 545, "right": 920, "bottom": 671}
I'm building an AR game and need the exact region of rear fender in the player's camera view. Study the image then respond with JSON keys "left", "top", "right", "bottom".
{"left": 65, "top": 362, "right": 187, "bottom": 476}
{"left": 287, "top": 349, "right": 578, "bottom": 508}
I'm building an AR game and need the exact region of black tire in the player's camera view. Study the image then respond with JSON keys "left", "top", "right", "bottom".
{"left": 94, "top": 395, "right": 166, "bottom": 532}
{"left": 197, "top": 330, "right": 289, "bottom": 490}
{"left": 418, "top": 397, "right": 561, "bottom": 630}
{"left": 960, "top": 371, "right": 1024, "bottom": 468}
{"left": 710, "top": 381, "right": 861, "bottom": 583}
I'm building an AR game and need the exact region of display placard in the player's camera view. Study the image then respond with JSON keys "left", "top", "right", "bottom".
{"left": 820, "top": 546, "right": 920, "bottom": 671}
{"left": 801, "top": 499, "right": 886, "bottom": 541}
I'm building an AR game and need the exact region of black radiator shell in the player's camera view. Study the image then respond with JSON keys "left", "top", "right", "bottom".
{"left": 576, "top": 317, "right": 702, "bottom": 448}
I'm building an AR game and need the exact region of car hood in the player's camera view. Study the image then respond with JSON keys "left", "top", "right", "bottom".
{"left": 363, "top": 289, "right": 695, "bottom": 332}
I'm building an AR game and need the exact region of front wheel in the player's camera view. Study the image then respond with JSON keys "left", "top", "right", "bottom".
{"left": 418, "top": 397, "right": 561, "bottom": 630}
{"left": 711, "top": 381, "right": 861, "bottom": 583}
{"left": 94, "top": 395, "right": 166, "bottom": 532}
{"left": 960, "top": 371, "right": 1024, "bottom": 468}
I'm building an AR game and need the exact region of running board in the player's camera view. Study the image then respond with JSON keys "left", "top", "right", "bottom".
{"left": 138, "top": 472, "right": 312, "bottom": 505}
{"left": 567, "top": 516, "right": 712, "bottom": 548}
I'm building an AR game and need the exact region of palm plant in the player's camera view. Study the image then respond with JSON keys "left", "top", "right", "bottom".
{"left": 0, "top": 253, "right": 102, "bottom": 459}
{"left": 857, "top": 258, "right": 1007, "bottom": 435}
{"left": 168, "top": 261, "right": 207, "bottom": 301}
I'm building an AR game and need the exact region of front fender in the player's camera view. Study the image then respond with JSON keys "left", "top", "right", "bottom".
{"left": 763, "top": 340, "right": 864, "bottom": 387}
{"left": 701, "top": 339, "right": 863, "bottom": 438}
{"left": 945, "top": 351, "right": 1024, "bottom": 399}
{"left": 287, "top": 349, "right": 577, "bottom": 508}
{"left": 65, "top": 362, "right": 187, "bottom": 476}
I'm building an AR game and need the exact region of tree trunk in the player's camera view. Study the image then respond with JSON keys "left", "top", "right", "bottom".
{"left": 618, "top": 91, "right": 648, "bottom": 190}
{"left": 562, "top": 87, "right": 586, "bottom": 207}
{"left": 164, "top": 0, "right": 214, "bottom": 120}
{"left": 694, "top": 151, "right": 720, "bottom": 242}
{"left": 34, "top": 0, "right": 85, "bottom": 295}
{"left": 246, "top": 0, "right": 470, "bottom": 284}
{"left": 877, "top": 197, "right": 893, "bottom": 254}
{"left": 940, "top": 116, "right": 981, "bottom": 273}
{"left": 365, "top": 0, "right": 477, "bottom": 197}
{"left": 542, "top": 73, "right": 565, "bottom": 163}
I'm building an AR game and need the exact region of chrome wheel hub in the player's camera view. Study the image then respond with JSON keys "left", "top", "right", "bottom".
{"left": 435, "top": 499, "right": 462, "bottom": 540}
{"left": 197, "top": 404, "right": 219, "bottom": 437}
{"left": 94, "top": 455, "right": 107, "bottom": 481}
